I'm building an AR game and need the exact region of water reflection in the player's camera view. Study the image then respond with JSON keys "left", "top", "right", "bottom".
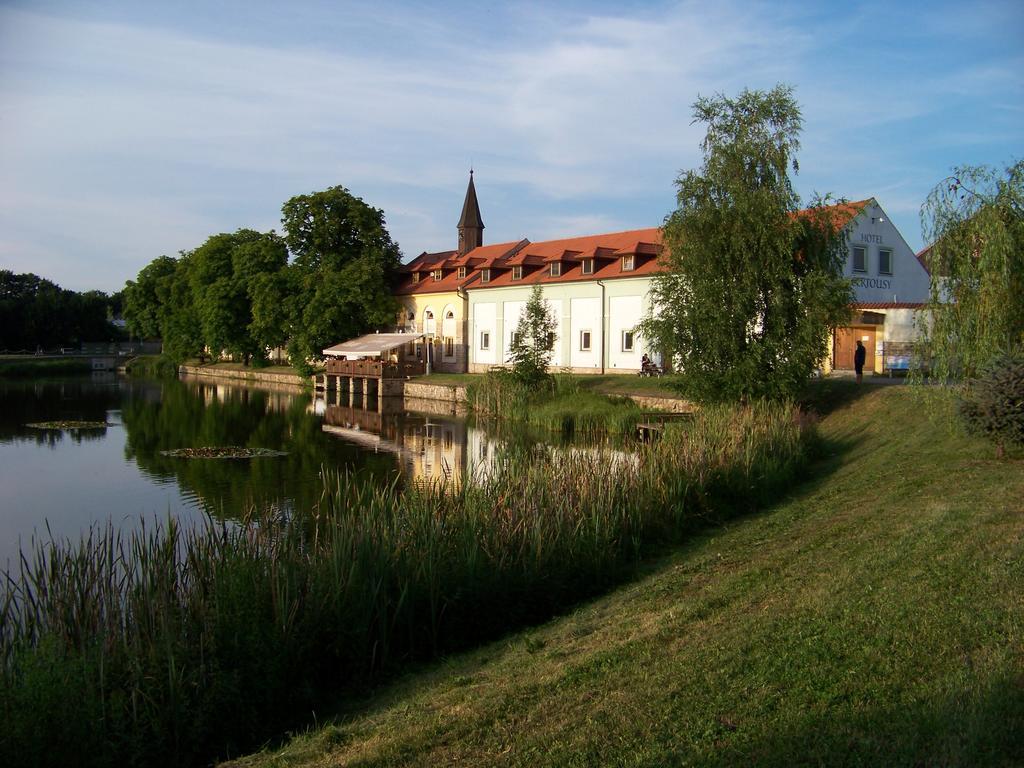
{"left": 0, "top": 374, "right": 631, "bottom": 568}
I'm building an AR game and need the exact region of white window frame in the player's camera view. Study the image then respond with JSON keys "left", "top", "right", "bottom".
{"left": 581, "top": 259, "right": 594, "bottom": 275}
{"left": 852, "top": 246, "right": 867, "bottom": 273}
{"left": 580, "top": 329, "right": 592, "bottom": 351}
{"left": 878, "top": 248, "right": 893, "bottom": 275}
{"left": 512, "top": 265, "right": 523, "bottom": 280}
{"left": 480, "top": 331, "right": 490, "bottom": 350}
{"left": 412, "top": 272, "right": 420, "bottom": 283}
{"left": 621, "top": 255, "right": 635, "bottom": 272}
{"left": 622, "top": 330, "right": 635, "bottom": 352}
{"left": 432, "top": 269, "right": 442, "bottom": 282}
{"left": 550, "top": 262, "right": 561, "bottom": 277}
{"left": 481, "top": 268, "right": 491, "bottom": 284}
{"left": 457, "top": 266, "right": 467, "bottom": 280}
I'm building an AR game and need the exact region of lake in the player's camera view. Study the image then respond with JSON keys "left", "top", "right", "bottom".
{"left": 0, "top": 373, "right": 575, "bottom": 569}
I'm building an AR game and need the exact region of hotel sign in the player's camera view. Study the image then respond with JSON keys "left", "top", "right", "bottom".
{"left": 852, "top": 277, "right": 892, "bottom": 289}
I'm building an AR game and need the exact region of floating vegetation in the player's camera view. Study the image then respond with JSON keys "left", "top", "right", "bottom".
{"left": 159, "top": 446, "right": 288, "bottom": 459}
{"left": 25, "top": 420, "right": 111, "bottom": 430}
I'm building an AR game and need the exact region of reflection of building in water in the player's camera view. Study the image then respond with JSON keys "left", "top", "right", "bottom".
{"left": 319, "top": 395, "right": 636, "bottom": 488}
{"left": 321, "top": 399, "right": 469, "bottom": 486}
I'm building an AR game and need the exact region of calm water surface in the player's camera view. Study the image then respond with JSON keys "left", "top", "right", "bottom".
{"left": 0, "top": 374, "right": 556, "bottom": 568}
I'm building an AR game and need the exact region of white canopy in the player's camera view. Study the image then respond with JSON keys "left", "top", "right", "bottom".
{"left": 322, "top": 332, "right": 422, "bottom": 358}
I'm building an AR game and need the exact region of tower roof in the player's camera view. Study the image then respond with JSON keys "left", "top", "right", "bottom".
{"left": 457, "top": 171, "right": 484, "bottom": 230}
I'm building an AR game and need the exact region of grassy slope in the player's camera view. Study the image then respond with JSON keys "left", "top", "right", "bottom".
{"left": 228, "top": 386, "right": 1024, "bottom": 767}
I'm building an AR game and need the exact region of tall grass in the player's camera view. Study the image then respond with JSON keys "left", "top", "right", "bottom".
{"left": 468, "top": 370, "right": 643, "bottom": 437}
{"left": 0, "top": 402, "right": 808, "bottom": 768}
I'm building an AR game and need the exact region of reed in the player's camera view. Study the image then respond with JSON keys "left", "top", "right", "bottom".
{"left": 467, "top": 371, "right": 642, "bottom": 437}
{"left": 0, "top": 402, "right": 807, "bottom": 768}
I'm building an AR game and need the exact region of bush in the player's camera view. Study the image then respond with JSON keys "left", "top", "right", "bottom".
{"left": 958, "top": 352, "right": 1024, "bottom": 458}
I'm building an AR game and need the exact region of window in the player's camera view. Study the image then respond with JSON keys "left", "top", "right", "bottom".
{"left": 432, "top": 269, "right": 442, "bottom": 281}
{"left": 412, "top": 271, "right": 420, "bottom": 283}
{"left": 550, "top": 261, "right": 561, "bottom": 277}
{"left": 622, "top": 330, "right": 635, "bottom": 352}
{"left": 622, "top": 255, "right": 635, "bottom": 271}
{"left": 481, "top": 268, "right": 491, "bottom": 283}
{"left": 852, "top": 246, "right": 867, "bottom": 273}
{"left": 580, "top": 330, "right": 592, "bottom": 351}
{"left": 480, "top": 331, "right": 490, "bottom": 350}
{"left": 444, "top": 337, "right": 454, "bottom": 357}
{"left": 878, "top": 248, "right": 892, "bottom": 275}
{"left": 546, "top": 332, "right": 556, "bottom": 349}
{"left": 424, "top": 310, "right": 436, "bottom": 336}
{"left": 512, "top": 265, "right": 523, "bottom": 280}
{"left": 511, "top": 331, "right": 521, "bottom": 346}
{"left": 581, "top": 258, "right": 594, "bottom": 275}
{"left": 457, "top": 266, "right": 467, "bottom": 279}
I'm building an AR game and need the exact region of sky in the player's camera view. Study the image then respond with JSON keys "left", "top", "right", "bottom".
{"left": 0, "top": 0, "right": 1021, "bottom": 292}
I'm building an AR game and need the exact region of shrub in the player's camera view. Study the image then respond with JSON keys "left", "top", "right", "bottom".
{"left": 958, "top": 351, "right": 1024, "bottom": 458}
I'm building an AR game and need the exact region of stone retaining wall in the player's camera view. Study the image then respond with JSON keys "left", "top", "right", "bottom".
{"left": 403, "top": 382, "right": 469, "bottom": 405}
{"left": 179, "top": 365, "right": 306, "bottom": 389}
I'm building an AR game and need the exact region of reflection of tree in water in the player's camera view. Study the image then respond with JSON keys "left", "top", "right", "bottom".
{"left": 0, "top": 377, "right": 120, "bottom": 447}
{"left": 121, "top": 379, "right": 399, "bottom": 523}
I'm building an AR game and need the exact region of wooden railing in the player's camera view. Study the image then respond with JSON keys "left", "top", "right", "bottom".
{"left": 325, "top": 358, "right": 426, "bottom": 379}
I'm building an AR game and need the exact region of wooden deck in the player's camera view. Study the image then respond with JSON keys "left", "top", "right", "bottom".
{"left": 636, "top": 411, "right": 692, "bottom": 442}
{"left": 325, "top": 358, "right": 426, "bottom": 379}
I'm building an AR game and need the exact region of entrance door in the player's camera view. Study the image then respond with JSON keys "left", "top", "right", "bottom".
{"left": 834, "top": 327, "right": 876, "bottom": 371}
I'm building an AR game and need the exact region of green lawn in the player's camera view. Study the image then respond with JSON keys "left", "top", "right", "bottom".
{"left": 226, "top": 385, "right": 1024, "bottom": 767}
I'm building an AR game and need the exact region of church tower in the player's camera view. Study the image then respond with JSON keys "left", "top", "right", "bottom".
{"left": 457, "top": 170, "right": 484, "bottom": 255}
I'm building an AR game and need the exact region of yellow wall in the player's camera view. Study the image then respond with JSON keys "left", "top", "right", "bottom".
{"left": 398, "top": 291, "right": 468, "bottom": 372}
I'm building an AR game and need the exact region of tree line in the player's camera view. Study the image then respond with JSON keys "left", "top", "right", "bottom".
{"left": 123, "top": 186, "right": 402, "bottom": 373}
{"left": 0, "top": 271, "right": 123, "bottom": 351}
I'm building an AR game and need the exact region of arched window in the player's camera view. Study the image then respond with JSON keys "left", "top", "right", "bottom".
{"left": 424, "top": 309, "right": 436, "bottom": 336}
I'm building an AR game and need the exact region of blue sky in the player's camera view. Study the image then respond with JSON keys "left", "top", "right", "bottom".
{"left": 1, "top": 0, "right": 1021, "bottom": 292}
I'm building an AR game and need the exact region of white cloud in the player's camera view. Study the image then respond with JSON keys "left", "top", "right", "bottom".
{"left": 0, "top": 2, "right": 1020, "bottom": 290}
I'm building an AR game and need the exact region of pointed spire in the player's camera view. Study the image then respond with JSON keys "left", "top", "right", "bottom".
{"left": 457, "top": 169, "right": 484, "bottom": 255}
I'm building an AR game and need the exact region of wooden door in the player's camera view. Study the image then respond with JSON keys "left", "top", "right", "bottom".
{"left": 834, "top": 327, "right": 876, "bottom": 371}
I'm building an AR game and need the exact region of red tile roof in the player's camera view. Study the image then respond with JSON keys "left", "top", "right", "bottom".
{"left": 854, "top": 302, "right": 927, "bottom": 309}
{"left": 396, "top": 200, "right": 873, "bottom": 297}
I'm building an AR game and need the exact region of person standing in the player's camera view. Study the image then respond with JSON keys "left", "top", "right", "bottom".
{"left": 854, "top": 340, "right": 866, "bottom": 383}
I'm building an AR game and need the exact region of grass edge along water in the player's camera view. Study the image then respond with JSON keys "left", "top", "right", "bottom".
{"left": 0, "top": 400, "right": 807, "bottom": 768}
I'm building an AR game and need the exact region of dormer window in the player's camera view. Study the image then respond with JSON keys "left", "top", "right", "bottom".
{"left": 481, "top": 268, "right": 491, "bottom": 284}
{"left": 512, "top": 265, "right": 523, "bottom": 280}
{"left": 581, "top": 258, "right": 594, "bottom": 275}
{"left": 412, "top": 271, "right": 420, "bottom": 283}
{"left": 550, "top": 262, "right": 561, "bottom": 277}
{"left": 432, "top": 269, "right": 443, "bottom": 281}
{"left": 621, "top": 255, "right": 635, "bottom": 272}
{"left": 457, "top": 266, "right": 467, "bottom": 279}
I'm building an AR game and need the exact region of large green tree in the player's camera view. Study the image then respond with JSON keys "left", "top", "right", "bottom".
{"left": 0, "top": 271, "right": 119, "bottom": 350}
{"left": 123, "top": 255, "right": 177, "bottom": 340}
{"left": 639, "top": 85, "right": 852, "bottom": 403}
{"left": 188, "top": 229, "right": 288, "bottom": 364}
{"left": 916, "top": 161, "right": 1024, "bottom": 382}
{"left": 282, "top": 186, "right": 402, "bottom": 369}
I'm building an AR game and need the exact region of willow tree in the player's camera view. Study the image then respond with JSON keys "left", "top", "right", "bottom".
{"left": 915, "top": 161, "right": 1024, "bottom": 382}
{"left": 640, "top": 85, "right": 851, "bottom": 403}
